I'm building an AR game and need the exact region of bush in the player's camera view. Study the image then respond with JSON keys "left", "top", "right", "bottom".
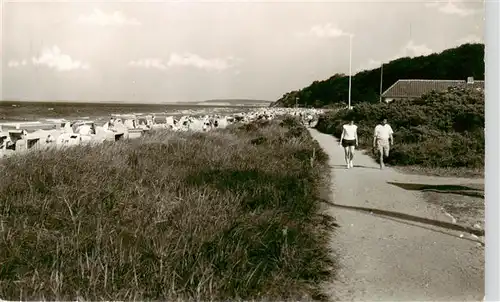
{"left": 0, "top": 118, "right": 336, "bottom": 301}
{"left": 315, "top": 87, "right": 484, "bottom": 168}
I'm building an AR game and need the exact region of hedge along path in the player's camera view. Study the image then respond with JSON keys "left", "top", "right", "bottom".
{"left": 309, "top": 128, "right": 484, "bottom": 301}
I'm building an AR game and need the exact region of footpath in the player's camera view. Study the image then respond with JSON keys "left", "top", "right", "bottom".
{"left": 309, "top": 129, "right": 484, "bottom": 301}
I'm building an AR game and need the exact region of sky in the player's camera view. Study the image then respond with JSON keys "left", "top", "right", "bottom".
{"left": 0, "top": 0, "right": 484, "bottom": 103}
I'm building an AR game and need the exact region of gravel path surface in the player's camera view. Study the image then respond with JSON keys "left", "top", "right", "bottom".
{"left": 309, "top": 129, "right": 484, "bottom": 302}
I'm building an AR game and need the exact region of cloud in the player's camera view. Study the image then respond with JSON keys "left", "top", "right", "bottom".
{"left": 439, "top": 2, "right": 478, "bottom": 16}
{"left": 364, "top": 40, "right": 433, "bottom": 72}
{"left": 403, "top": 40, "right": 433, "bottom": 57}
{"left": 31, "top": 46, "right": 90, "bottom": 71}
{"left": 167, "top": 53, "right": 238, "bottom": 71}
{"left": 297, "top": 23, "right": 352, "bottom": 38}
{"left": 76, "top": 9, "right": 141, "bottom": 26}
{"left": 425, "top": 0, "right": 480, "bottom": 17}
{"left": 384, "top": 40, "right": 433, "bottom": 61}
{"left": 357, "top": 59, "right": 382, "bottom": 72}
{"left": 456, "top": 34, "right": 483, "bottom": 45}
{"left": 424, "top": 1, "right": 441, "bottom": 7}
{"left": 128, "top": 58, "right": 166, "bottom": 70}
{"left": 129, "top": 54, "right": 239, "bottom": 71}
{"left": 351, "top": 40, "right": 432, "bottom": 73}
{"left": 7, "top": 59, "right": 27, "bottom": 68}
{"left": 7, "top": 47, "right": 89, "bottom": 71}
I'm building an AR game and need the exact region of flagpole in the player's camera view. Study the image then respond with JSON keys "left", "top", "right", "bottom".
{"left": 379, "top": 63, "right": 384, "bottom": 103}
{"left": 348, "top": 34, "right": 352, "bottom": 110}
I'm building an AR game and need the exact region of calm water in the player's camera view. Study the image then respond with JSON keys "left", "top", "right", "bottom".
{"left": 0, "top": 101, "right": 257, "bottom": 123}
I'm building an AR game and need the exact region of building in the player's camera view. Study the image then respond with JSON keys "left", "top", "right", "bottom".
{"left": 381, "top": 77, "right": 484, "bottom": 103}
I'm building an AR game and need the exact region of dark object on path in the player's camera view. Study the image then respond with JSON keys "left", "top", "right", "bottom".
{"left": 388, "top": 182, "right": 484, "bottom": 199}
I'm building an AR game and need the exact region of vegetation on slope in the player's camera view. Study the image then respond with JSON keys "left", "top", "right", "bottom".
{"left": 0, "top": 117, "right": 336, "bottom": 301}
{"left": 315, "top": 87, "right": 484, "bottom": 169}
{"left": 271, "top": 43, "right": 484, "bottom": 108}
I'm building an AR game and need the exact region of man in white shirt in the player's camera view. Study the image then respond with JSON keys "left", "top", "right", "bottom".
{"left": 339, "top": 119, "right": 358, "bottom": 169}
{"left": 373, "top": 118, "right": 394, "bottom": 169}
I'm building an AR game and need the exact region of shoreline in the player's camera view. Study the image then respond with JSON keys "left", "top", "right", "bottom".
{"left": 1, "top": 107, "right": 324, "bottom": 160}
{"left": 1, "top": 106, "right": 257, "bottom": 125}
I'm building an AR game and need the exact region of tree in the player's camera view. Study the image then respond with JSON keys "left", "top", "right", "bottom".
{"left": 271, "top": 43, "right": 484, "bottom": 108}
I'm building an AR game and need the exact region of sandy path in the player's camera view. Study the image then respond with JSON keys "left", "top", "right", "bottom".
{"left": 309, "top": 129, "right": 484, "bottom": 302}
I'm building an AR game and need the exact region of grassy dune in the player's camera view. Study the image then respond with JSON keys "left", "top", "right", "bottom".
{"left": 315, "top": 88, "right": 484, "bottom": 177}
{"left": 0, "top": 117, "right": 336, "bottom": 301}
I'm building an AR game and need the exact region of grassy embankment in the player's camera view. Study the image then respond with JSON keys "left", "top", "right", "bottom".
{"left": 0, "top": 117, "right": 337, "bottom": 301}
{"left": 315, "top": 88, "right": 485, "bottom": 231}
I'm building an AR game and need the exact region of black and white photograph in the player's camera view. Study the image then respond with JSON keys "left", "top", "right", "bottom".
{"left": 0, "top": 0, "right": 489, "bottom": 301}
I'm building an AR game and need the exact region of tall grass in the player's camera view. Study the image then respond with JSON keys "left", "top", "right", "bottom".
{"left": 0, "top": 117, "right": 336, "bottom": 301}
{"left": 315, "top": 87, "right": 484, "bottom": 169}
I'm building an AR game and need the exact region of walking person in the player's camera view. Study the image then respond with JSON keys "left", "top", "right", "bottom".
{"left": 373, "top": 118, "right": 394, "bottom": 169}
{"left": 307, "top": 114, "right": 313, "bottom": 127}
{"left": 339, "top": 119, "right": 358, "bottom": 169}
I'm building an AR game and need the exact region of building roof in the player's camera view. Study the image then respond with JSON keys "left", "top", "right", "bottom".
{"left": 381, "top": 79, "right": 485, "bottom": 98}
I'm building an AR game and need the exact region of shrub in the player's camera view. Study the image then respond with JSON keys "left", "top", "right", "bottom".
{"left": 315, "top": 87, "right": 484, "bottom": 168}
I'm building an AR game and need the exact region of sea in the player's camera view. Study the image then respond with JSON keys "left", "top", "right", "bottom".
{"left": 0, "top": 101, "right": 260, "bottom": 125}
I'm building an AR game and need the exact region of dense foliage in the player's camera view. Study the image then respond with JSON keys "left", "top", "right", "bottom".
{"left": 315, "top": 87, "right": 484, "bottom": 168}
{"left": 271, "top": 43, "right": 484, "bottom": 108}
{"left": 0, "top": 118, "right": 336, "bottom": 301}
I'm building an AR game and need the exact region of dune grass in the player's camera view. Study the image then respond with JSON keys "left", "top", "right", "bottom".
{"left": 0, "top": 117, "right": 337, "bottom": 301}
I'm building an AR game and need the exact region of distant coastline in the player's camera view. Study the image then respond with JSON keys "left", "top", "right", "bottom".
{"left": 1, "top": 99, "right": 273, "bottom": 107}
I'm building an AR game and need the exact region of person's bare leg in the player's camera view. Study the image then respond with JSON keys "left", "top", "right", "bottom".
{"left": 344, "top": 147, "right": 350, "bottom": 168}
{"left": 349, "top": 145, "right": 355, "bottom": 167}
{"left": 378, "top": 144, "right": 384, "bottom": 169}
{"left": 383, "top": 146, "right": 390, "bottom": 167}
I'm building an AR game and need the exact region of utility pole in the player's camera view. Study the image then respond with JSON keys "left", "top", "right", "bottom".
{"left": 348, "top": 34, "right": 353, "bottom": 110}
{"left": 379, "top": 63, "right": 384, "bottom": 103}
